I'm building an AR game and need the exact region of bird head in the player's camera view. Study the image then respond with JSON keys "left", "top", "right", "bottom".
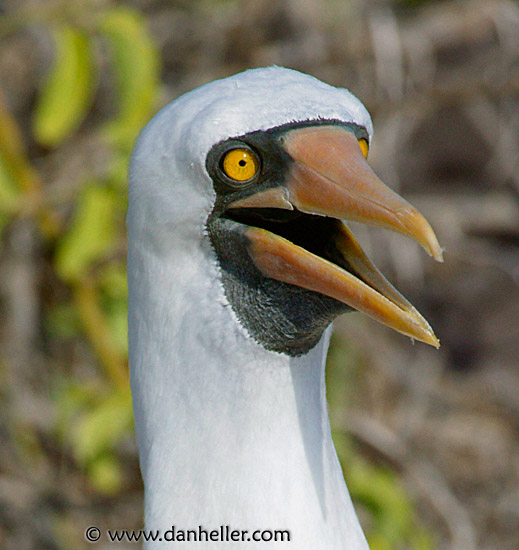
{"left": 129, "top": 67, "right": 442, "bottom": 356}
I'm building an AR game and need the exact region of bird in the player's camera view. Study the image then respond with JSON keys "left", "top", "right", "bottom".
{"left": 127, "top": 66, "right": 442, "bottom": 549}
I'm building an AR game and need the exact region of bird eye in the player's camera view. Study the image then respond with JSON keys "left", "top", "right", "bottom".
{"left": 221, "top": 147, "right": 260, "bottom": 184}
{"left": 358, "top": 138, "right": 369, "bottom": 159}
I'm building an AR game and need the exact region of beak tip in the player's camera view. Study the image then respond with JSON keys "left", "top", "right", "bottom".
{"left": 429, "top": 334, "right": 441, "bottom": 349}
{"left": 429, "top": 243, "right": 444, "bottom": 263}
{"left": 398, "top": 207, "right": 443, "bottom": 263}
{"left": 415, "top": 329, "right": 440, "bottom": 348}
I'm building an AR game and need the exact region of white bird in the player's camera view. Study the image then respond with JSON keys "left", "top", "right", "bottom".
{"left": 127, "top": 67, "right": 442, "bottom": 549}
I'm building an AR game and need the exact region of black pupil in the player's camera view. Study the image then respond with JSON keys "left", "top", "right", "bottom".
{"left": 238, "top": 159, "right": 247, "bottom": 167}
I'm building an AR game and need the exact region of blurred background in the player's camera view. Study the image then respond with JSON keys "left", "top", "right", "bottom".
{"left": 1, "top": 0, "right": 518, "bottom": 548}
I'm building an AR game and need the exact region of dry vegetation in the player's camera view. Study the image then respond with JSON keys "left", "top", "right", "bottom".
{"left": 0, "top": 0, "right": 518, "bottom": 549}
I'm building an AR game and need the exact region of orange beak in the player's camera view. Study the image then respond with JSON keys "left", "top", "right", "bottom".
{"left": 228, "top": 125, "right": 443, "bottom": 347}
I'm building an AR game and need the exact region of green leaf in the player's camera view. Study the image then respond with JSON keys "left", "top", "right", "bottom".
{"left": 71, "top": 387, "right": 133, "bottom": 465}
{"left": 0, "top": 147, "right": 21, "bottom": 211}
{"left": 87, "top": 453, "right": 123, "bottom": 494}
{"left": 33, "top": 26, "right": 95, "bottom": 147}
{"left": 108, "top": 150, "right": 131, "bottom": 189}
{"left": 99, "top": 263, "right": 128, "bottom": 300}
{"left": 100, "top": 7, "right": 160, "bottom": 150}
{"left": 104, "top": 298, "right": 128, "bottom": 356}
{"left": 54, "top": 380, "right": 101, "bottom": 441}
{"left": 55, "top": 183, "right": 118, "bottom": 282}
{"left": 97, "top": 263, "right": 129, "bottom": 355}
{"left": 0, "top": 148, "right": 21, "bottom": 235}
{"left": 45, "top": 303, "right": 81, "bottom": 338}
{"left": 348, "top": 458, "right": 414, "bottom": 545}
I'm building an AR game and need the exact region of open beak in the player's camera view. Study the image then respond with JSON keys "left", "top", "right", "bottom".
{"left": 227, "top": 125, "right": 443, "bottom": 347}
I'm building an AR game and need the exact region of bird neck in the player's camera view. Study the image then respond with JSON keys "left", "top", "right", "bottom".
{"left": 128, "top": 241, "right": 367, "bottom": 549}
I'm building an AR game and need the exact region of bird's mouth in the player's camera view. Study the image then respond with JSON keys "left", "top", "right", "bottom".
{"left": 224, "top": 125, "right": 443, "bottom": 347}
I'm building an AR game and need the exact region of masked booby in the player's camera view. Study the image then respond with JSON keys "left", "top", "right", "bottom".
{"left": 127, "top": 67, "right": 442, "bottom": 549}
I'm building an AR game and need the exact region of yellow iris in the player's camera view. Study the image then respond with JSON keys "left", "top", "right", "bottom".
{"left": 222, "top": 148, "right": 260, "bottom": 182}
{"left": 358, "top": 138, "right": 369, "bottom": 159}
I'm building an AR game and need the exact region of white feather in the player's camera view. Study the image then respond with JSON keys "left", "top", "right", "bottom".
{"left": 128, "top": 67, "right": 370, "bottom": 549}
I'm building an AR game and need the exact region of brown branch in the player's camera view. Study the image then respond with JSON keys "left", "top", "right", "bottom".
{"left": 73, "top": 276, "right": 128, "bottom": 389}
{"left": 0, "top": 88, "right": 60, "bottom": 237}
{"left": 345, "top": 413, "right": 478, "bottom": 550}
